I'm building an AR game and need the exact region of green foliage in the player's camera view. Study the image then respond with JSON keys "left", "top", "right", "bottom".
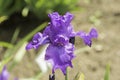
{"left": 89, "top": 11, "right": 102, "bottom": 26}
{"left": 0, "top": 0, "right": 25, "bottom": 16}
{"left": 0, "top": 16, "right": 8, "bottom": 23}
{"left": 104, "top": 64, "right": 110, "bottom": 80}
{"left": 0, "top": 22, "right": 47, "bottom": 79}
{"left": 74, "top": 72, "right": 85, "bottom": 80}
{"left": 0, "top": 22, "right": 46, "bottom": 68}
{"left": 4, "top": 22, "right": 47, "bottom": 60}
{"left": 25, "top": 0, "right": 78, "bottom": 20}
{"left": 0, "top": 0, "right": 78, "bottom": 21}
{"left": 0, "top": 41, "right": 13, "bottom": 48}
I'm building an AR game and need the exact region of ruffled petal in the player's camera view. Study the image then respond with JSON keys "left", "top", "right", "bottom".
{"left": 62, "top": 12, "right": 74, "bottom": 26}
{"left": 89, "top": 28, "right": 98, "bottom": 38}
{"left": 77, "top": 28, "right": 98, "bottom": 47}
{"left": 45, "top": 43, "right": 75, "bottom": 75}
{"left": 47, "top": 12, "right": 75, "bottom": 37}
{"left": 53, "top": 35, "right": 69, "bottom": 46}
{"left": 48, "top": 12, "right": 61, "bottom": 29}
{"left": 26, "top": 32, "right": 50, "bottom": 50}
{"left": 43, "top": 25, "right": 74, "bottom": 45}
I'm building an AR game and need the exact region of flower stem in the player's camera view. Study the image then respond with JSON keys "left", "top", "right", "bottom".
{"left": 65, "top": 68, "right": 68, "bottom": 80}
{"left": 49, "top": 73, "right": 55, "bottom": 80}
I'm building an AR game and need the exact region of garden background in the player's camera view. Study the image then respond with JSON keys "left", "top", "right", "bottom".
{"left": 0, "top": 0, "right": 120, "bottom": 80}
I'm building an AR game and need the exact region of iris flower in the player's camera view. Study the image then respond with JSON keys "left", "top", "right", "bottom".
{"left": 0, "top": 66, "right": 18, "bottom": 80}
{"left": 26, "top": 12, "right": 98, "bottom": 75}
{"left": 0, "top": 66, "right": 9, "bottom": 80}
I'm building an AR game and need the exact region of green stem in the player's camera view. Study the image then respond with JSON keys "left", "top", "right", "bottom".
{"left": 65, "top": 68, "right": 68, "bottom": 80}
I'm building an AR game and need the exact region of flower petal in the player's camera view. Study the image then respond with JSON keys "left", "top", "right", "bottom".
{"left": 26, "top": 32, "right": 50, "bottom": 50}
{"left": 89, "top": 28, "right": 98, "bottom": 38}
{"left": 63, "top": 12, "right": 74, "bottom": 26}
{"left": 53, "top": 35, "right": 69, "bottom": 46}
{"left": 77, "top": 28, "right": 98, "bottom": 47}
{"left": 47, "top": 12, "right": 75, "bottom": 38}
{"left": 48, "top": 12, "right": 61, "bottom": 29}
{"left": 45, "top": 43, "right": 75, "bottom": 75}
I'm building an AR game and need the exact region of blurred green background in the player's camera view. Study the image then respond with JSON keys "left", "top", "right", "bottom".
{"left": 0, "top": 0, "right": 78, "bottom": 21}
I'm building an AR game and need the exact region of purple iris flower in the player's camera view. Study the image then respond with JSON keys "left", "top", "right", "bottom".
{"left": 0, "top": 66, "right": 18, "bottom": 80}
{"left": 26, "top": 12, "right": 98, "bottom": 75}
{"left": 0, "top": 66, "right": 9, "bottom": 80}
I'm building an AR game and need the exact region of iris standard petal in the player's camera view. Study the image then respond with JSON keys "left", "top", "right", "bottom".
{"left": 48, "top": 12, "right": 61, "bottom": 28}
{"left": 62, "top": 12, "right": 74, "bottom": 26}
{"left": 47, "top": 12, "right": 75, "bottom": 37}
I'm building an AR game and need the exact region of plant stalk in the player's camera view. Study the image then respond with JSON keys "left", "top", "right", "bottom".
{"left": 65, "top": 68, "right": 68, "bottom": 80}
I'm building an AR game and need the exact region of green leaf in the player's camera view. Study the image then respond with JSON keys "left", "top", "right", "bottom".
{"left": 4, "top": 22, "right": 47, "bottom": 59}
{"left": 11, "top": 27, "right": 20, "bottom": 44}
{"left": 0, "top": 41, "right": 13, "bottom": 48}
{"left": 73, "top": 73, "right": 85, "bottom": 80}
{"left": 104, "top": 64, "right": 110, "bottom": 80}
{"left": 3, "top": 22, "right": 47, "bottom": 71}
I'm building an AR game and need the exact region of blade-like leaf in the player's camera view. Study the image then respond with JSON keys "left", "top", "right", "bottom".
{"left": 104, "top": 64, "right": 110, "bottom": 80}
